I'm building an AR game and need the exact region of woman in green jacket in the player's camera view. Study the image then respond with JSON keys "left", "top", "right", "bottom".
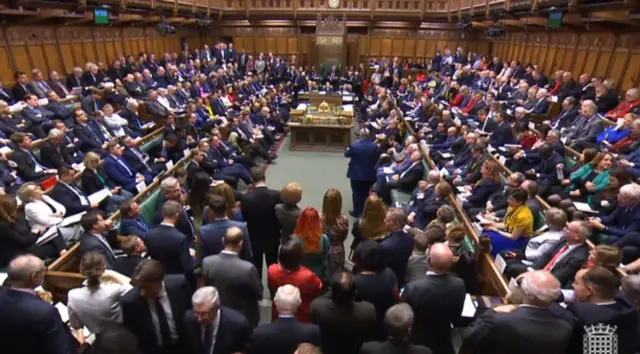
{"left": 556, "top": 152, "right": 613, "bottom": 207}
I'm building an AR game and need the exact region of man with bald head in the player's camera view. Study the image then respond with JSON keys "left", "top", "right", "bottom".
{"left": 0, "top": 255, "right": 76, "bottom": 354}
{"left": 401, "top": 243, "right": 465, "bottom": 354}
{"left": 463, "top": 270, "right": 572, "bottom": 354}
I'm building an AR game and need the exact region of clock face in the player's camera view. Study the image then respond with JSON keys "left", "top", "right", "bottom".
{"left": 328, "top": 0, "right": 340, "bottom": 8}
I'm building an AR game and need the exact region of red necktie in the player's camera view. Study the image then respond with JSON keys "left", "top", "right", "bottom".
{"left": 544, "top": 244, "right": 569, "bottom": 271}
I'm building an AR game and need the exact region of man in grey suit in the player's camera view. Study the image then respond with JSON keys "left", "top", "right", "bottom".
{"left": 146, "top": 89, "right": 172, "bottom": 119}
{"left": 200, "top": 195, "right": 253, "bottom": 260}
{"left": 565, "top": 100, "right": 604, "bottom": 151}
{"left": 202, "top": 226, "right": 263, "bottom": 327}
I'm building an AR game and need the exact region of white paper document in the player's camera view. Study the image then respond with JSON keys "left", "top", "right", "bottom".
{"left": 143, "top": 122, "right": 156, "bottom": 129}
{"left": 296, "top": 103, "right": 308, "bottom": 111}
{"left": 183, "top": 148, "right": 191, "bottom": 157}
{"left": 573, "top": 202, "right": 598, "bottom": 214}
{"left": 343, "top": 96, "right": 354, "bottom": 102}
{"left": 494, "top": 254, "right": 507, "bottom": 274}
{"left": 136, "top": 181, "right": 146, "bottom": 193}
{"left": 342, "top": 104, "right": 354, "bottom": 112}
{"left": 59, "top": 212, "right": 87, "bottom": 227}
{"left": 383, "top": 167, "right": 394, "bottom": 174}
{"left": 88, "top": 188, "right": 112, "bottom": 206}
{"left": 166, "top": 160, "right": 174, "bottom": 170}
{"left": 55, "top": 302, "right": 70, "bottom": 323}
{"left": 0, "top": 272, "right": 8, "bottom": 285}
{"left": 461, "top": 294, "right": 477, "bottom": 318}
{"left": 440, "top": 152, "right": 453, "bottom": 159}
{"left": 439, "top": 167, "right": 449, "bottom": 176}
{"left": 36, "top": 227, "right": 59, "bottom": 246}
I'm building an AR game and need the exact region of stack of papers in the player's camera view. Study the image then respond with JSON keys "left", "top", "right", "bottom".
{"left": 142, "top": 122, "right": 156, "bottom": 129}
{"left": 573, "top": 202, "right": 598, "bottom": 214}
{"left": 343, "top": 96, "right": 354, "bottom": 102}
{"left": 461, "top": 294, "right": 477, "bottom": 318}
{"left": 494, "top": 254, "right": 507, "bottom": 274}
{"left": 88, "top": 188, "right": 112, "bottom": 206}
{"left": 296, "top": 103, "right": 308, "bottom": 111}
{"left": 342, "top": 104, "right": 354, "bottom": 112}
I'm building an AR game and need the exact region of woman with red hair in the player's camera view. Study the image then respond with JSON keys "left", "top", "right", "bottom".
{"left": 292, "top": 207, "right": 331, "bottom": 280}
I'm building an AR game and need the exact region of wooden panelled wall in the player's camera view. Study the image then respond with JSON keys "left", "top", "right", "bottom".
{"left": 231, "top": 28, "right": 488, "bottom": 67}
{"left": 492, "top": 32, "right": 640, "bottom": 91}
{"left": 0, "top": 26, "right": 203, "bottom": 85}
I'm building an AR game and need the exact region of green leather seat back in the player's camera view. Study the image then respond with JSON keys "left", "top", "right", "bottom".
{"left": 33, "top": 149, "right": 41, "bottom": 160}
{"left": 140, "top": 189, "right": 161, "bottom": 224}
{"left": 533, "top": 211, "right": 546, "bottom": 232}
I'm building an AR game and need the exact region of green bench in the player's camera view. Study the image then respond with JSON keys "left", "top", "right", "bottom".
{"left": 140, "top": 189, "right": 161, "bottom": 225}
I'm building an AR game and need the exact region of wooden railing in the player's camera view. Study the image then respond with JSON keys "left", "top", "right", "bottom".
{"left": 405, "top": 120, "right": 509, "bottom": 298}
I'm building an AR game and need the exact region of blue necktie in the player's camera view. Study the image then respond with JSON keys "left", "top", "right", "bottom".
{"left": 136, "top": 218, "right": 148, "bottom": 232}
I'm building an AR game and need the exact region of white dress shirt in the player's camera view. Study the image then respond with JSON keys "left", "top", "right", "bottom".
{"left": 148, "top": 282, "right": 179, "bottom": 345}
{"left": 68, "top": 282, "right": 132, "bottom": 334}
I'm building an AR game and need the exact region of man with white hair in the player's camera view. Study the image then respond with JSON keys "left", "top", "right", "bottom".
{"left": 607, "top": 88, "right": 640, "bottom": 120}
{"left": 463, "top": 270, "right": 572, "bottom": 354}
{"left": 359, "top": 303, "right": 432, "bottom": 354}
{"left": 590, "top": 183, "right": 640, "bottom": 262}
{"left": 0, "top": 254, "right": 77, "bottom": 354}
{"left": 249, "top": 285, "right": 321, "bottom": 354}
{"left": 183, "top": 286, "right": 251, "bottom": 354}
{"left": 39, "top": 128, "right": 74, "bottom": 169}
{"left": 565, "top": 99, "right": 604, "bottom": 150}
{"left": 526, "top": 87, "right": 549, "bottom": 115}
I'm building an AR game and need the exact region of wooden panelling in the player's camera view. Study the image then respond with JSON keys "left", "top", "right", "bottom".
{"left": 491, "top": 32, "right": 640, "bottom": 91}
{"left": 0, "top": 26, "right": 197, "bottom": 84}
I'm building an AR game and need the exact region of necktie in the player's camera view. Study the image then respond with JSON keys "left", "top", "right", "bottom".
{"left": 154, "top": 298, "right": 172, "bottom": 346}
{"left": 29, "top": 151, "right": 46, "bottom": 170}
{"left": 136, "top": 218, "right": 148, "bottom": 232}
{"left": 544, "top": 244, "right": 569, "bottom": 271}
{"left": 133, "top": 149, "right": 152, "bottom": 171}
{"left": 203, "top": 323, "right": 214, "bottom": 354}
{"left": 23, "top": 84, "right": 30, "bottom": 93}
{"left": 68, "top": 183, "right": 90, "bottom": 205}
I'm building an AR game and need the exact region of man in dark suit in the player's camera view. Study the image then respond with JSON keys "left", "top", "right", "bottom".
{"left": 401, "top": 243, "right": 465, "bottom": 354}
{"left": 48, "top": 70, "right": 71, "bottom": 99}
{"left": 39, "top": 128, "right": 74, "bottom": 169}
{"left": 201, "top": 226, "right": 263, "bottom": 328}
{"left": 79, "top": 211, "right": 118, "bottom": 269}
{"left": 504, "top": 220, "right": 590, "bottom": 289}
{"left": 73, "top": 109, "right": 106, "bottom": 153}
{"left": 550, "top": 97, "right": 580, "bottom": 130}
{"left": 52, "top": 166, "right": 99, "bottom": 216}
{"left": 489, "top": 112, "right": 516, "bottom": 147}
{"left": 551, "top": 267, "right": 638, "bottom": 354}
{"left": 183, "top": 286, "right": 252, "bottom": 354}
{"left": 0, "top": 255, "right": 76, "bottom": 354}
{"left": 0, "top": 78, "right": 15, "bottom": 104}
{"left": 120, "top": 200, "right": 151, "bottom": 240}
{"left": 120, "top": 99, "right": 149, "bottom": 137}
{"left": 200, "top": 195, "right": 252, "bottom": 260}
{"left": 310, "top": 271, "right": 377, "bottom": 354}
{"left": 121, "top": 259, "right": 192, "bottom": 354}
{"left": 463, "top": 270, "right": 573, "bottom": 354}
{"left": 380, "top": 150, "right": 425, "bottom": 205}
{"left": 147, "top": 90, "right": 172, "bottom": 119}
{"left": 9, "top": 132, "right": 57, "bottom": 182}
{"left": 122, "top": 135, "right": 164, "bottom": 184}
{"left": 346, "top": 128, "right": 381, "bottom": 217}
{"left": 249, "top": 284, "right": 321, "bottom": 354}
{"left": 379, "top": 208, "right": 414, "bottom": 287}
{"left": 240, "top": 166, "right": 283, "bottom": 277}
{"left": 80, "top": 90, "right": 103, "bottom": 118}
{"left": 45, "top": 91, "right": 74, "bottom": 126}
{"left": 145, "top": 200, "right": 194, "bottom": 277}
{"left": 359, "top": 303, "right": 432, "bottom": 354}
{"left": 12, "top": 71, "right": 33, "bottom": 102}
{"left": 66, "top": 67, "right": 83, "bottom": 90}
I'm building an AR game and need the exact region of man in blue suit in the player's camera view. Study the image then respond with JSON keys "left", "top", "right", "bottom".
{"left": 104, "top": 140, "right": 145, "bottom": 194}
{"left": 0, "top": 255, "right": 76, "bottom": 354}
{"left": 200, "top": 195, "right": 253, "bottom": 261}
{"left": 120, "top": 200, "right": 151, "bottom": 240}
{"left": 345, "top": 128, "right": 380, "bottom": 217}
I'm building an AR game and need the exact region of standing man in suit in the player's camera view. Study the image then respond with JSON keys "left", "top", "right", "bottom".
{"left": 241, "top": 166, "right": 283, "bottom": 277}
{"left": 359, "top": 303, "right": 432, "bottom": 354}
{"left": 346, "top": 128, "right": 380, "bottom": 217}
{"left": 249, "top": 285, "right": 321, "bottom": 354}
{"left": 310, "top": 271, "right": 377, "bottom": 354}
{"left": 379, "top": 208, "right": 414, "bottom": 287}
{"left": 202, "top": 226, "right": 263, "bottom": 327}
{"left": 200, "top": 195, "right": 252, "bottom": 260}
{"left": 152, "top": 177, "right": 196, "bottom": 245}
{"left": 78, "top": 211, "right": 118, "bottom": 269}
{"left": 463, "top": 270, "right": 573, "bottom": 354}
{"left": 401, "top": 243, "right": 465, "bottom": 354}
{"left": 121, "top": 259, "right": 192, "bottom": 354}
{"left": 183, "top": 286, "right": 252, "bottom": 354}
{"left": 145, "top": 201, "right": 194, "bottom": 277}
{"left": 10, "top": 132, "right": 57, "bottom": 182}
{"left": 0, "top": 255, "right": 76, "bottom": 354}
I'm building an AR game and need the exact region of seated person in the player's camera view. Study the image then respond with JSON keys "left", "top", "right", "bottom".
{"left": 549, "top": 152, "right": 613, "bottom": 208}
{"left": 462, "top": 160, "right": 501, "bottom": 213}
{"left": 379, "top": 150, "right": 425, "bottom": 205}
{"left": 448, "top": 146, "right": 487, "bottom": 187}
{"left": 481, "top": 188, "right": 534, "bottom": 257}
{"left": 51, "top": 166, "right": 100, "bottom": 216}
{"left": 599, "top": 112, "right": 635, "bottom": 149}
{"left": 500, "top": 207, "right": 567, "bottom": 263}
{"left": 408, "top": 182, "right": 452, "bottom": 230}
{"left": 564, "top": 100, "right": 604, "bottom": 151}
{"left": 504, "top": 220, "right": 589, "bottom": 288}
{"left": 606, "top": 88, "right": 640, "bottom": 121}
{"left": 488, "top": 112, "right": 516, "bottom": 147}
{"left": 82, "top": 151, "right": 134, "bottom": 214}
{"left": 10, "top": 132, "right": 57, "bottom": 182}
{"left": 103, "top": 140, "right": 146, "bottom": 195}
{"left": 591, "top": 167, "right": 630, "bottom": 215}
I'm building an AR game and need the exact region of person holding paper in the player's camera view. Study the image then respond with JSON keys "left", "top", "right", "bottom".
{"left": 82, "top": 152, "right": 134, "bottom": 213}
{"left": 19, "top": 183, "right": 83, "bottom": 244}
{"left": 0, "top": 195, "right": 67, "bottom": 269}
{"left": 52, "top": 166, "right": 101, "bottom": 216}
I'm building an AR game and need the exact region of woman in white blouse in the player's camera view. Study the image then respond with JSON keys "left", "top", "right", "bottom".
{"left": 18, "top": 182, "right": 83, "bottom": 244}
{"left": 102, "top": 104, "right": 129, "bottom": 137}
{"left": 68, "top": 252, "right": 132, "bottom": 339}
